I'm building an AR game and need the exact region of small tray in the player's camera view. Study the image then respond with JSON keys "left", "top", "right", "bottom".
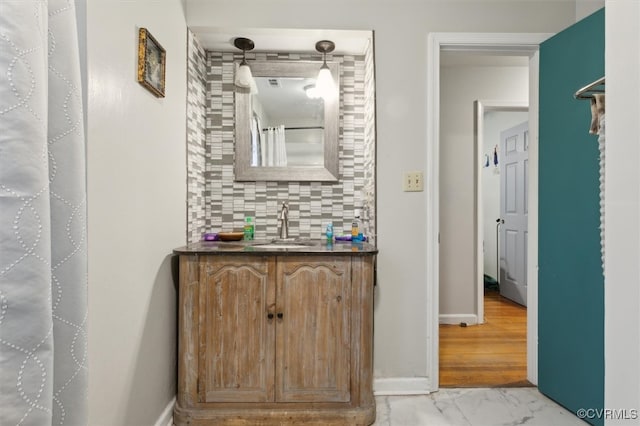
{"left": 217, "top": 232, "right": 245, "bottom": 241}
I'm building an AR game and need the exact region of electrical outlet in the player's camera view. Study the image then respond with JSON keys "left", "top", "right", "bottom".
{"left": 403, "top": 171, "right": 424, "bottom": 192}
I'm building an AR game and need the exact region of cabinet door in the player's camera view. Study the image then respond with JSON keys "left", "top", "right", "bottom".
{"left": 199, "top": 255, "right": 276, "bottom": 402}
{"left": 275, "top": 256, "right": 351, "bottom": 402}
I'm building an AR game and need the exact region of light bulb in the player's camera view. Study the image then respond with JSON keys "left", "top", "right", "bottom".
{"left": 235, "top": 62, "right": 253, "bottom": 88}
{"left": 315, "top": 65, "right": 335, "bottom": 100}
{"left": 305, "top": 84, "right": 320, "bottom": 99}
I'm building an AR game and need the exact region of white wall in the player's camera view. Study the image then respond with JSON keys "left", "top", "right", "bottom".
{"left": 482, "top": 110, "right": 529, "bottom": 280}
{"left": 576, "top": 0, "right": 605, "bottom": 21}
{"left": 440, "top": 63, "right": 528, "bottom": 317}
{"left": 86, "top": 0, "right": 187, "bottom": 424}
{"left": 605, "top": 1, "right": 640, "bottom": 423}
{"left": 186, "top": 0, "right": 575, "bottom": 383}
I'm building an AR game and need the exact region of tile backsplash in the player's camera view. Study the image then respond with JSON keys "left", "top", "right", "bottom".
{"left": 187, "top": 30, "right": 376, "bottom": 243}
{"left": 186, "top": 31, "right": 207, "bottom": 243}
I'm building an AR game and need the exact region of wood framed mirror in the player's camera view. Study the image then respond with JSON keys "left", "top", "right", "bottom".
{"left": 234, "top": 61, "right": 340, "bottom": 181}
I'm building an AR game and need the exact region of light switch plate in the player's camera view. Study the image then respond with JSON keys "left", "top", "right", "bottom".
{"left": 403, "top": 171, "right": 424, "bottom": 192}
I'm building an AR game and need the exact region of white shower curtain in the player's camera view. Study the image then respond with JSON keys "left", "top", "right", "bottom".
{"left": 276, "top": 125, "right": 287, "bottom": 167}
{"left": 264, "top": 125, "right": 287, "bottom": 167}
{"left": 1, "top": 1, "right": 88, "bottom": 425}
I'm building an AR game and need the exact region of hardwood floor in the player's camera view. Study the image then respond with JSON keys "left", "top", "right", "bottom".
{"left": 439, "top": 289, "right": 531, "bottom": 388}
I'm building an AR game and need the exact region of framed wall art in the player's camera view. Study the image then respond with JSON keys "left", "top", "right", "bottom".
{"left": 137, "top": 28, "right": 166, "bottom": 97}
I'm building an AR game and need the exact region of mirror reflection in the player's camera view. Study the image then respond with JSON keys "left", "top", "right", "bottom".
{"left": 250, "top": 76, "right": 325, "bottom": 167}
{"left": 235, "top": 61, "right": 339, "bottom": 182}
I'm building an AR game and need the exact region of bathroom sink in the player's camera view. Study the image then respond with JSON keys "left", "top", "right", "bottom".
{"left": 252, "top": 243, "right": 308, "bottom": 249}
{"left": 251, "top": 238, "right": 315, "bottom": 249}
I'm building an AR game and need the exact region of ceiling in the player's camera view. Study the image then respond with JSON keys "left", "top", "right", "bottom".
{"left": 255, "top": 76, "right": 324, "bottom": 126}
{"left": 190, "top": 27, "right": 373, "bottom": 55}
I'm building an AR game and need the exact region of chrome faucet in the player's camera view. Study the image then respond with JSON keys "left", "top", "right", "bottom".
{"left": 278, "top": 202, "right": 289, "bottom": 239}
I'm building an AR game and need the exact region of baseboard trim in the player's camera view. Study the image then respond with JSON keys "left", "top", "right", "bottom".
{"left": 154, "top": 396, "right": 176, "bottom": 426}
{"left": 439, "top": 313, "right": 478, "bottom": 325}
{"left": 373, "top": 377, "right": 432, "bottom": 395}
{"left": 157, "top": 382, "right": 430, "bottom": 418}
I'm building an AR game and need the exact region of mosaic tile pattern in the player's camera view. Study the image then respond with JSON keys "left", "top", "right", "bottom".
{"left": 186, "top": 36, "right": 376, "bottom": 242}
{"left": 363, "top": 40, "right": 377, "bottom": 243}
{"left": 186, "top": 30, "right": 207, "bottom": 242}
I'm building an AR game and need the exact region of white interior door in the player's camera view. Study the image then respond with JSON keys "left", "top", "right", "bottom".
{"left": 499, "top": 121, "right": 528, "bottom": 306}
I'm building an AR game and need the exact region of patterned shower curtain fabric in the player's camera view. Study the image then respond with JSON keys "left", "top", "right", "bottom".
{"left": 0, "top": 1, "right": 88, "bottom": 425}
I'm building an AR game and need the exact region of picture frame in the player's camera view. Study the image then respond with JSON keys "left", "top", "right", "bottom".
{"left": 137, "top": 28, "right": 166, "bottom": 97}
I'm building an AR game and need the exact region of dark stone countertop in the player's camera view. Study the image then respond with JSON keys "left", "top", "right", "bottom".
{"left": 173, "top": 239, "right": 378, "bottom": 256}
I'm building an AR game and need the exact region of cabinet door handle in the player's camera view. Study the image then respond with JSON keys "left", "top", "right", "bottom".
{"left": 277, "top": 312, "right": 284, "bottom": 319}
{"left": 267, "top": 313, "right": 274, "bottom": 319}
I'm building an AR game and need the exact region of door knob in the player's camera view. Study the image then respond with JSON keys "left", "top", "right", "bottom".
{"left": 267, "top": 313, "right": 274, "bottom": 319}
{"left": 277, "top": 313, "right": 284, "bottom": 319}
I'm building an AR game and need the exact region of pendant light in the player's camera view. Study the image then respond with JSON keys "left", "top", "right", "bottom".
{"left": 315, "top": 40, "right": 336, "bottom": 100}
{"left": 234, "top": 37, "right": 255, "bottom": 89}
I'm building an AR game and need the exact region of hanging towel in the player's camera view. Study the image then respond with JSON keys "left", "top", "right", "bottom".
{"left": 597, "top": 112, "right": 605, "bottom": 275}
{"left": 586, "top": 94, "right": 606, "bottom": 274}
{"left": 589, "top": 97, "right": 599, "bottom": 134}
{"left": 589, "top": 93, "right": 605, "bottom": 135}
{"left": 594, "top": 94, "right": 605, "bottom": 135}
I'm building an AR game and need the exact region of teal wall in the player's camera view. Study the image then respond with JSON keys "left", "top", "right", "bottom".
{"left": 539, "top": 8, "right": 604, "bottom": 425}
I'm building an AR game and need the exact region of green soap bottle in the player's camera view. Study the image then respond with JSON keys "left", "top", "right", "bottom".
{"left": 244, "top": 216, "right": 254, "bottom": 240}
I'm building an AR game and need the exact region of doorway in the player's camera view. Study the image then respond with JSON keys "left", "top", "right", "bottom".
{"left": 476, "top": 104, "right": 529, "bottom": 319}
{"left": 425, "top": 32, "right": 551, "bottom": 391}
{"left": 438, "top": 51, "right": 530, "bottom": 386}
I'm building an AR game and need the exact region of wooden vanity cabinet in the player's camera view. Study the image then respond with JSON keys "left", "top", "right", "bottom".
{"left": 174, "top": 253, "right": 375, "bottom": 425}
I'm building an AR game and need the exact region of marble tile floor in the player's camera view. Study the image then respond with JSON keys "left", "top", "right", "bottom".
{"left": 373, "top": 387, "right": 587, "bottom": 426}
